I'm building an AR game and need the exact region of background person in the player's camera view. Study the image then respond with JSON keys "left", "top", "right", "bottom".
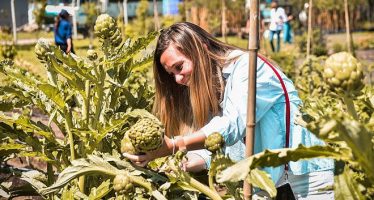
{"left": 124, "top": 22, "right": 334, "bottom": 199}
{"left": 283, "top": 13, "right": 294, "bottom": 44}
{"left": 268, "top": 1, "right": 287, "bottom": 52}
{"left": 54, "top": 9, "right": 74, "bottom": 54}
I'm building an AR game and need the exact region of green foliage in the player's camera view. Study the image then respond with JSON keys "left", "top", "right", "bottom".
{"left": 0, "top": 14, "right": 157, "bottom": 198}
{"left": 268, "top": 51, "right": 297, "bottom": 80}
{"left": 0, "top": 28, "right": 17, "bottom": 60}
{"left": 32, "top": 0, "right": 47, "bottom": 28}
{"left": 296, "top": 29, "right": 328, "bottom": 56}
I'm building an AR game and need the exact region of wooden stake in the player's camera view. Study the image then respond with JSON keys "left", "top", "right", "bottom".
{"left": 244, "top": 0, "right": 259, "bottom": 199}
{"left": 344, "top": 0, "right": 354, "bottom": 55}
{"left": 306, "top": 0, "right": 313, "bottom": 58}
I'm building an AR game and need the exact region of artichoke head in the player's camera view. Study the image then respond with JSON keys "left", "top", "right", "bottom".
{"left": 204, "top": 132, "right": 224, "bottom": 153}
{"left": 86, "top": 49, "right": 98, "bottom": 61}
{"left": 127, "top": 117, "right": 164, "bottom": 153}
{"left": 113, "top": 173, "right": 133, "bottom": 193}
{"left": 323, "top": 52, "right": 364, "bottom": 93}
{"left": 120, "top": 134, "right": 138, "bottom": 154}
{"left": 94, "top": 14, "right": 122, "bottom": 47}
{"left": 35, "top": 39, "right": 51, "bottom": 62}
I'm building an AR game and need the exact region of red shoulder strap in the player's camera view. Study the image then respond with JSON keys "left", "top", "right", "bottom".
{"left": 258, "top": 54, "right": 291, "bottom": 171}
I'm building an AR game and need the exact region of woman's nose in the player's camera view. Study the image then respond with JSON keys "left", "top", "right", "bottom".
{"left": 175, "top": 74, "right": 184, "bottom": 85}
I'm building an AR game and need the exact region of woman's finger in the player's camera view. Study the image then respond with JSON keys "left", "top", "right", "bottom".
{"left": 123, "top": 153, "right": 147, "bottom": 162}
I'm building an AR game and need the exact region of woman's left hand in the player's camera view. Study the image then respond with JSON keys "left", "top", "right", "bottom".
{"left": 123, "top": 136, "right": 174, "bottom": 167}
{"left": 122, "top": 152, "right": 155, "bottom": 167}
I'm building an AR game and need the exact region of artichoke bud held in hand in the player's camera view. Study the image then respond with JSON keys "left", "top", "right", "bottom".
{"left": 323, "top": 52, "right": 364, "bottom": 93}
{"left": 120, "top": 134, "right": 138, "bottom": 154}
{"left": 204, "top": 132, "right": 224, "bottom": 153}
{"left": 126, "top": 117, "right": 164, "bottom": 153}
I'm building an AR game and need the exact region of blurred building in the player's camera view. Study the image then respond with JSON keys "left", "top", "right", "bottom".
{"left": 0, "top": 0, "right": 29, "bottom": 29}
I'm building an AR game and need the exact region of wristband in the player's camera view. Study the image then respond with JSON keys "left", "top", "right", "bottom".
{"left": 176, "top": 136, "right": 187, "bottom": 151}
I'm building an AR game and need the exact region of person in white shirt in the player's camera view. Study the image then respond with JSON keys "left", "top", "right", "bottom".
{"left": 269, "top": 1, "right": 287, "bottom": 52}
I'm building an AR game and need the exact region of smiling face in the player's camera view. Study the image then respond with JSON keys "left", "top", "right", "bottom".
{"left": 160, "top": 44, "right": 193, "bottom": 86}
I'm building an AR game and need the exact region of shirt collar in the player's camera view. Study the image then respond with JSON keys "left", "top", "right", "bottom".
{"left": 222, "top": 50, "right": 245, "bottom": 79}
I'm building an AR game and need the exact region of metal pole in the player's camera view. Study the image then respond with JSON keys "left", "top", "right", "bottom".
{"left": 123, "top": 0, "right": 128, "bottom": 25}
{"left": 11, "top": 0, "right": 17, "bottom": 45}
{"left": 244, "top": 0, "right": 259, "bottom": 199}
{"left": 153, "top": 0, "right": 160, "bottom": 31}
{"left": 72, "top": 0, "right": 78, "bottom": 39}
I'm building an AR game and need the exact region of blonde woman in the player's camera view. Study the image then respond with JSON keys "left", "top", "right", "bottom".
{"left": 124, "top": 22, "right": 334, "bottom": 199}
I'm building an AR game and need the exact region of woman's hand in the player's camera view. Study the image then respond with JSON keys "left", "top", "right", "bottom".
{"left": 123, "top": 136, "right": 174, "bottom": 167}
{"left": 181, "top": 152, "right": 207, "bottom": 172}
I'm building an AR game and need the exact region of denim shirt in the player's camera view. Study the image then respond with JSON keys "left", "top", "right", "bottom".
{"left": 197, "top": 50, "right": 334, "bottom": 183}
{"left": 55, "top": 19, "right": 72, "bottom": 45}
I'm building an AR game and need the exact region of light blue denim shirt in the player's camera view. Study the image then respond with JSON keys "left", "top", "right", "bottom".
{"left": 198, "top": 50, "right": 334, "bottom": 183}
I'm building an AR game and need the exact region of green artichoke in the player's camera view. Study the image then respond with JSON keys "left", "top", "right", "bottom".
{"left": 35, "top": 39, "right": 51, "bottom": 62}
{"left": 86, "top": 49, "right": 98, "bottom": 61}
{"left": 113, "top": 173, "right": 133, "bottom": 193}
{"left": 323, "top": 52, "right": 364, "bottom": 93}
{"left": 1, "top": 45, "right": 17, "bottom": 60}
{"left": 204, "top": 132, "right": 224, "bottom": 153}
{"left": 94, "top": 14, "right": 122, "bottom": 47}
{"left": 127, "top": 117, "right": 164, "bottom": 153}
{"left": 120, "top": 134, "right": 138, "bottom": 154}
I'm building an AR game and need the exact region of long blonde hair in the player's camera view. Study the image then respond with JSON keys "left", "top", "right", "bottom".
{"left": 153, "top": 22, "right": 241, "bottom": 137}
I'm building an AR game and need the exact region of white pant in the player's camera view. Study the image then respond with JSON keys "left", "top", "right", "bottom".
{"left": 253, "top": 170, "right": 334, "bottom": 200}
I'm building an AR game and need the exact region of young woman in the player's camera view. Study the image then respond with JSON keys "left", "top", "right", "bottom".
{"left": 124, "top": 22, "right": 334, "bottom": 199}
{"left": 54, "top": 9, "right": 74, "bottom": 54}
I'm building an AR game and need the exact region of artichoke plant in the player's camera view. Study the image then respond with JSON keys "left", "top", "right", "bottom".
{"left": 323, "top": 52, "right": 364, "bottom": 93}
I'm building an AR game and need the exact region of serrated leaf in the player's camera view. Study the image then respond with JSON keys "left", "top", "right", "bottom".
{"left": 110, "top": 31, "right": 158, "bottom": 65}
{"left": 39, "top": 155, "right": 120, "bottom": 195}
{"left": 247, "top": 169, "right": 276, "bottom": 198}
{"left": 38, "top": 84, "right": 65, "bottom": 109}
{"left": 217, "top": 145, "right": 349, "bottom": 183}
{"left": 88, "top": 179, "right": 111, "bottom": 200}
{"left": 334, "top": 166, "right": 366, "bottom": 200}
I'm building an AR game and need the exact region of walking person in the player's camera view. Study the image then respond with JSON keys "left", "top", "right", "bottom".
{"left": 124, "top": 22, "right": 334, "bottom": 199}
{"left": 54, "top": 9, "right": 74, "bottom": 54}
{"left": 283, "top": 13, "right": 294, "bottom": 44}
{"left": 269, "top": 1, "right": 287, "bottom": 52}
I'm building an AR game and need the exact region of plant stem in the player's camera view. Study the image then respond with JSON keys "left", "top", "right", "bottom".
{"left": 186, "top": 173, "right": 223, "bottom": 200}
{"left": 93, "top": 64, "right": 105, "bottom": 129}
{"left": 47, "top": 163, "right": 54, "bottom": 200}
{"left": 130, "top": 175, "right": 167, "bottom": 200}
{"left": 169, "top": 163, "right": 222, "bottom": 200}
{"left": 64, "top": 108, "right": 75, "bottom": 161}
{"left": 83, "top": 80, "right": 90, "bottom": 128}
{"left": 342, "top": 94, "right": 358, "bottom": 120}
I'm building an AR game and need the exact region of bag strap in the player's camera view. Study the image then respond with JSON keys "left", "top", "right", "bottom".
{"left": 258, "top": 54, "right": 291, "bottom": 171}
